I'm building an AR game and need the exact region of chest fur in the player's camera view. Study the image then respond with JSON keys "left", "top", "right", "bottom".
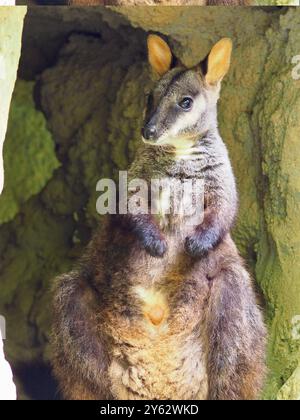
{"left": 151, "top": 176, "right": 204, "bottom": 231}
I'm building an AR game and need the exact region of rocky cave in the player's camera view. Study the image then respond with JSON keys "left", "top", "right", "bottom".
{"left": 0, "top": 5, "right": 300, "bottom": 399}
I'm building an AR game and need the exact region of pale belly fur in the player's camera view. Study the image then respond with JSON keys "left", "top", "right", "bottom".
{"left": 108, "top": 329, "right": 209, "bottom": 400}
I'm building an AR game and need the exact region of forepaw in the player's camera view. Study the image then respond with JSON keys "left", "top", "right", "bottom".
{"left": 142, "top": 235, "right": 168, "bottom": 258}
{"left": 184, "top": 234, "right": 211, "bottom": 258}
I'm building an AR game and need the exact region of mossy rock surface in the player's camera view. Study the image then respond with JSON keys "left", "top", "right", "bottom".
{"left": 0, "top": 80, "right": 60, "bottom": 224}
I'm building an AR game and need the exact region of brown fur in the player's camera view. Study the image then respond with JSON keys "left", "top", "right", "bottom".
{"left": 52, "top": 37, "right": 266, "bottom": 400}
{"left": 52, "top": 229, "right": 266, "bottom": 399}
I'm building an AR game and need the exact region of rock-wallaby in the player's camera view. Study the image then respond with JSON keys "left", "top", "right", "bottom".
{"left": 52, "top": 35, "right": 266, "bottom": 400}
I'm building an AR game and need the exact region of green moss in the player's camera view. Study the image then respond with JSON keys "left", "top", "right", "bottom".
{"left": 0, "top": 81, "right": 60, "bottom": 224}
{"left": 0, "top": 197, "right": 76, "bottom": 364}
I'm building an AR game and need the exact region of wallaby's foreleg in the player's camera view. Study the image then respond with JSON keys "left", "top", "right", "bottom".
{"left": 185, "top": 190, "right": 236, "bottom": 257}
{"left": 52, "top": 270, "right": 111, "bottom": 400}
{"left": 206, "top": 262, "right": 266, "bottom": 400}
{"left": 117, "top": 214, "right": 167, "bottom": 258}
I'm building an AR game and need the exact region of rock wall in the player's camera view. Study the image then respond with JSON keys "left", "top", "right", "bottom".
{"left": 0, "top": 6, "right": 299, "bottom": 399}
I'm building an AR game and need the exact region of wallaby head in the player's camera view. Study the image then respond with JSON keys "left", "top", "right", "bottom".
{"left": 142, "top": 35, "right": 232, "bottom": 150}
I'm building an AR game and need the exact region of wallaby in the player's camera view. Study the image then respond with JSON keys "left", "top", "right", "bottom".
{"left": 52, "top": 35, "right": 266, "bottom": 400}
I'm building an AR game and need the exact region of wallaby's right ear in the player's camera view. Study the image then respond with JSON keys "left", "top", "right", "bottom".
{"left": 147, "top": 34, "right": 173, "bottom": 77}
{"left": 202, "top": 38, "right": 232, "bottom": 86}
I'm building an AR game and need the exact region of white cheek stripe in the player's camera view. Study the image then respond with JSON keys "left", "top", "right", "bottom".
{"left": 159, "top": 95, "right": 207, "bottom": 144}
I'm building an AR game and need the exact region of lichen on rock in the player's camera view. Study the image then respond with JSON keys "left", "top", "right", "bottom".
{"left": 0, "top": 81, "right": 60, "bottom": 224}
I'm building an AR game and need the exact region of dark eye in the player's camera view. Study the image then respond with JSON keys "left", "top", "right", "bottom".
{"left": 178, "top": 97, "right": 193, "bottom": 110}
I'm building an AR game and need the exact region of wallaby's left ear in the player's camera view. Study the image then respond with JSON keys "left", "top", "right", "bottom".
{"left": 203, "top": 38, "right": 232, "bottom": 85}
{"left": 147, "top": 34, "right": 173, "bottom": 77}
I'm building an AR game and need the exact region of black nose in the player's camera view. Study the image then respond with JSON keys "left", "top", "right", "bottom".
{"left": 142, "top": 125, "right": 157, "bottom": 141}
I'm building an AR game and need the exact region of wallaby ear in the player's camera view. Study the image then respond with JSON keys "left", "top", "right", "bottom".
{"left": 147, "top": 34, "right": 173, "bottom": 77}
{"left": 203, "top": 38, "right": 232, "bottom": 85}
